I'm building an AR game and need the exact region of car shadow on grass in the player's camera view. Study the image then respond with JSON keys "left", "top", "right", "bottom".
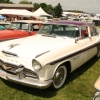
{"left": 1, "top": 78, "right": 57, "bottom": 97}
{"left": 63, "top": 56, "right": 99, "bottom": 87}
{"left": 1, "top": 57, "right": 99, "bottom": 98}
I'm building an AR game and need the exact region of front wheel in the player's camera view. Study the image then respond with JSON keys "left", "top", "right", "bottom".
{"left": 51, "top": 65, "right": 67, "bottom": 90}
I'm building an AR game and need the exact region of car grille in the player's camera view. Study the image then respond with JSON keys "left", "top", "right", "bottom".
{"left": 0, "top": 59, "right": 38, "bottom": 79}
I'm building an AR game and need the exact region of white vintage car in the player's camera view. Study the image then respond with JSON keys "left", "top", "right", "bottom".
{"left": 0, "top": 20, "right": 100, "bottom": 90}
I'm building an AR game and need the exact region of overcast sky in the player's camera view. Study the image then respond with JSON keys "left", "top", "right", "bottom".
{"left": 11, "top": 0, "right": 100, "bottom": 14}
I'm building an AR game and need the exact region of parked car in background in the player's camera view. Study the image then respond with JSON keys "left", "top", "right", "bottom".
{"left": 0, "top": 21, "right": 10, "bottom": 30}
{"left": 70, "top": 17, "right": 93, "bottom": 23}
{"left": 93, "top": 19, "right": 100, "bottom": 26}
{"left": 0, "top": 20, "right": 43, "bottom": 41}
{"left": 0, "top": 25, "right": 5, "bottom": 30}
{"left": 80, "top": 18, "right": 93, "bottom": 23}
{"left": 92, "top": 77, "right": 100, "bottom": 100}
{"left": 0, "top": 21, "right": 100, "bottom": 90}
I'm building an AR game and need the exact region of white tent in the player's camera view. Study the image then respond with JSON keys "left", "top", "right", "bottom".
{"left": 0, "top": 9, "right": 33, "bottom": 16}
{"left": 32, "top": 7, "right": 52, "bottom": 18}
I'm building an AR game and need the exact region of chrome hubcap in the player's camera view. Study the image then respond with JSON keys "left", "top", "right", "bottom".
{"left": 54, "top": 68, "right": 64, "bottom": 86}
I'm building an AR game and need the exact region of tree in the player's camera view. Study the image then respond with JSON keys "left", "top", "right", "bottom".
{"left": 33, "top": 3, "right": 40, "bottom": 11}
{"left": 0, "top": 0, "right": 13, "bottom": 3}
{"left": 40, "top": 3, "right": 47, "bottom": 12}
{"left": 54, "top": 3, "right": 63, "bottom": 17}
{"left": 40, "top": 3, "right": 47, "bottom": 9}
{"left": 46, "top": 5, "right": 54, "bottom": 16}
{"left": 19, "top": 0, "right": 32, "bottom": 4}
{"left": 33, "top": 3, "right": 54, "bottom": 16}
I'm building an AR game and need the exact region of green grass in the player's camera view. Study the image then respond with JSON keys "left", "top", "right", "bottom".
{"left": 96, "top": 26, "right": 100, "bottom": 28}
{"left": 0, "top": 57, "right": 100, "bottom": 100}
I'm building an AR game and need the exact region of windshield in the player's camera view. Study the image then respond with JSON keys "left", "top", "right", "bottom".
{"left": 6, "top": 22, "right": 29, "bottom": 30}
{"left": 37, "top": 24, "right": 80, "bottom": 38}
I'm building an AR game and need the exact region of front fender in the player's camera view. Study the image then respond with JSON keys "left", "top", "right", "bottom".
{"left": 37, "top": 59, "right": 71, "bottom": 81}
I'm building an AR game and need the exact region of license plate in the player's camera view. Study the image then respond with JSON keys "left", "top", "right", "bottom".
{"left": 0, "top": 70, "right": 6, "bottom": 79}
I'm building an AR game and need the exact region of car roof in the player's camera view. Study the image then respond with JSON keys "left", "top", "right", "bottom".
{"left": 0, "top": 22, "right": 11, "bottom": 26}
{"left": 44, "top": 20, "right": 93, "bottom": 26}
{"left": 13, "top": 20, "right": 44, "bottom": 24}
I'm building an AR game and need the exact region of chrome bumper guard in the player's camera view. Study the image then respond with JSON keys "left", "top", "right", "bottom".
{"left": 0, "top": 69, "right": 53, "bottom": 89}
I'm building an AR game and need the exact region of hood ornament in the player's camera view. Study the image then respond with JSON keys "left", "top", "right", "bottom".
{"left": 8, "top": 44, "right": 20, "bottom": 49}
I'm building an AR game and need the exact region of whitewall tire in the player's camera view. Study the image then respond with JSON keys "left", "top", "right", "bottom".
{"left": 51, "top": 65, "right": 67, "bottom": 89}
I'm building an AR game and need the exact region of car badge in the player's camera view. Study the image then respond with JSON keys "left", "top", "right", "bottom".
{"left": 8, "top": 44, "right": 20, "bottom": 49}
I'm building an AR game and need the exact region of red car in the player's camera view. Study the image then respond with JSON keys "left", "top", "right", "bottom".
{"left": 0, "top": 20, "right": 43, "bottom": 41}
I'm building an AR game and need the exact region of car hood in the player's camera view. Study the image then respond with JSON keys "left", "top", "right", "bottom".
{"left": 1, "top": 34, "right": 75, "bottom": 58}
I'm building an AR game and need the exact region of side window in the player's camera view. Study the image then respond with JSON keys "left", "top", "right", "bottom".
{"left": 89, "top": 26, "right": 97, "bottom": 36}
{"left": 81, "top": 26, "right": 88, "bottom": 39}
{"left": 22, "top": 24, "right": 29, "bottom": 30}
{"left": 65, "top": 26, "right": 80, "bottom": 38}
{"left": 33, "top": 25, "right": 39, "bottom": 31}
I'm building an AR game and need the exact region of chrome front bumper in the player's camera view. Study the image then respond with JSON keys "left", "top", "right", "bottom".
{"left": 0, "top": 69, "right": 53, "bottom": 89}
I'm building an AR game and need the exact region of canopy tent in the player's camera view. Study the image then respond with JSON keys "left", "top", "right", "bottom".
{"left": 32, "top": 7, "right": 52, "bottom": 19}
{"left": 0, "top": 9, "right": 33, "bottom": 16}
{"left": 0, "top": 15, "right": 5, "bottom": 19}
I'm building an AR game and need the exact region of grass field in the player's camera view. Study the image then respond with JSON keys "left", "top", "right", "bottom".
{"left": 0, "top": 56, "right": 100, "bottom": 100}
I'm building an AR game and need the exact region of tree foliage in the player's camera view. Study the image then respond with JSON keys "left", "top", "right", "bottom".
{"left": 19, "top": 0, "right": 32, "bottom": 4}
{"left": 54, "top": 3, "right": 63, "bottom": 17}
{"left": 33, "top": 2, "right": 63, "bottom": 17}
{"left": 0, "top": 0, "right": 13, "bottom": 3}
{"left": 33, "top": 3, "right": 40, "bottom": 11}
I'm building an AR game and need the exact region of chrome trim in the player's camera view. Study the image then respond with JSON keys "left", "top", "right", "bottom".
{"left": 0, "top": 60, "right": 38, "bottom": 79}
{"left": 0, "top": 69, "right": 53, "bottom": 89}
{"left": 2, "top": 50, "right": 18, "bottom": 57}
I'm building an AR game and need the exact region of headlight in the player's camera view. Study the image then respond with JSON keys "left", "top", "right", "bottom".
{"left": 32, "top": 60, "right": 42, "bottom": 71}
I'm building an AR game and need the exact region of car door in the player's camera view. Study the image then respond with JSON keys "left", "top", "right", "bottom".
{"left": 87, "top": 26, "right": 100, "bottom": 59}
{"left": 18, "top": 23, "right": 30, "bottom": 37}
{"left": 7, "top": 23, "right": 30, "bottom": 38}
{"left": 66, "top": 27, "right": 86, "bottom": 71}
{"left": 80, "top": 26, "right": 98, "bottom": 62}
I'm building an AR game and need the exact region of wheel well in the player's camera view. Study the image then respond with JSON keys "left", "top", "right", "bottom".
{"left": 61, "top": 61, "right": 71, "bottom": 75}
